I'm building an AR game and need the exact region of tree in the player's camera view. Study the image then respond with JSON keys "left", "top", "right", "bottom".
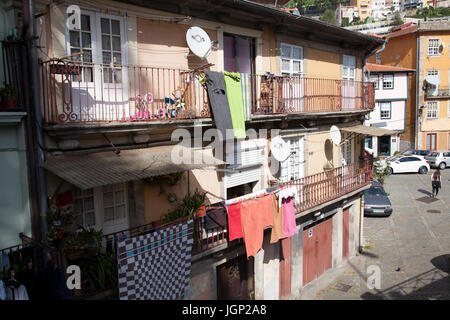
{"left": 320, "top": 9, "right": 337, "bottom": 25}
{"left": 392, "top": 11, "right": 403, "bottom": 26}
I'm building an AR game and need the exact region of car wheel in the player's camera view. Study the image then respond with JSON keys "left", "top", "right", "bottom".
{"left": 439, "top": 162, "right": 446, "bottom": 170}
{"left": 419, "top": 166, "right": 428, "bottom": 174}
{"left": 387, "top": 167, "right": 393, "bottom": 175}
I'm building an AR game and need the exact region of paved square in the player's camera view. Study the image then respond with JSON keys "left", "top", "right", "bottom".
{"left": 315, "top": 169, "right": 450, "bottom": 300}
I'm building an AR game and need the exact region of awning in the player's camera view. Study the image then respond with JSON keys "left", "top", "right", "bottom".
{"left": 425, "top": 75, "right": 440, "bottom": 86}
{"left": 340, "top": 125, "right": 397, "bottom": 137}
{"left": 41, "top": 145, "right": 224, "bottom": 190}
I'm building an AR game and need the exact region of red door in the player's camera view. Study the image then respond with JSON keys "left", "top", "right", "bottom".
{"left": 279, "top": 237, "right": 291, "bottom": 299}
{"left": 302, "top": 217, "right": 333, "bottom": 286}
{"left": 343, "top": 207, "right": 350, "bottom": 259}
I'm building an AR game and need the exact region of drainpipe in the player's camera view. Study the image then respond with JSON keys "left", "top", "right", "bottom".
{"left": 25, "top": 0, "right": 48, "bottom": 256}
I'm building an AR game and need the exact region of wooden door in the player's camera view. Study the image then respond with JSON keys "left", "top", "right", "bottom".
{"left": 279, "top": 237, "right": 292, "bottom": 299}
{"left": 217, "top": 255, "right": 252, "bottom": 300}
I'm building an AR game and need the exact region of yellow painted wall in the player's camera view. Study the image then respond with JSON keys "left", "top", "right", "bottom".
{"left": 306, "top": 130, "right": 341, "bottom": 175}
{"left": 307, "top": 48, "right": 341, "bottom": 79}
{"left": 421, "top": 131, "right": 450, "bottom": 150}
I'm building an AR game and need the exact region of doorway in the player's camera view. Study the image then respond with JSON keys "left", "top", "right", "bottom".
{"left": 378, "top": 135, "right": 391, "bottom": 156}
{"left": 217, "top": 255, "right": 254, "bottom": 300}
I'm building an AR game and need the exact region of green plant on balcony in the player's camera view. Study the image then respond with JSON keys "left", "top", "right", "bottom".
{"left": 373, "top": 160, "right": 392, "bottom": 185}
{"left": 162, "top": 189, "right": 208, "bottom": 224}
{"left": 0, "top": 84, "right": 16, "bottom": 110}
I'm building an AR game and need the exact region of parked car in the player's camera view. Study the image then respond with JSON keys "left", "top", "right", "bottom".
{"left": 424, "top": 151, "right": 450, "bottom": 169}
{"left": 364, "top": 181, "right": 392, "bottom": 217}
{"left": 377, "top": 155, "right": 430, "bottom": 174}
{"left": 401, "top": 149, "right": 430, "bottom": 157}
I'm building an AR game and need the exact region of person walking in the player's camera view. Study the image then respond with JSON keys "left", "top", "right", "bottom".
{"left": 431, "top": 168, "right": 442, "bottom": 197}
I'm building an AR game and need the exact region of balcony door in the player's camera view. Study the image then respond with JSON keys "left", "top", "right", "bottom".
{"left": 66, "top": 11, "right": 129, "bottom": 121}
{"left": 280, "top": 43, "right": 304, "bottom": 113}
{"left": 342, "top": 55, "right": 356, "bottom": 110}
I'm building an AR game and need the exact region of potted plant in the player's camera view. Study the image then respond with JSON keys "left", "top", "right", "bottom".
{"left": 0, "top": 84, "right": 15, "bottom": 110}
{"left": 162, "top": 189, "right": 208, "bottom": 223}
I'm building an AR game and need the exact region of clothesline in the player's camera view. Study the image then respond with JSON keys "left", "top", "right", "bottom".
{"left": 224, "top": 185, "right": 300, "bottom": 207}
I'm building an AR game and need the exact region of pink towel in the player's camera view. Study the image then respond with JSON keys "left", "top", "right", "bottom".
{"left": 282, "top": 197, "right": 298, "bottom": 237}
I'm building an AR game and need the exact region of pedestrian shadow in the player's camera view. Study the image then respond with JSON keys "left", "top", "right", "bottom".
{"left": 418, "top": 189, "right": 432, "bottom": 197}
{"left": 359, "top": 250, "right": 379, "bottom": 259}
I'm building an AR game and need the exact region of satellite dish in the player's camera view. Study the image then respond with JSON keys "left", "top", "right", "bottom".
{"left": 271, "top": 136, "right": 290, "bottom": 162}
{"left": 330, "top": 125, "right": 342, "bottom": 145}
{"left": 186, "top": 26, "right": 212, "bottom": 59}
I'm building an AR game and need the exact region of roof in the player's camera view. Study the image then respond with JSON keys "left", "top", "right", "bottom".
{"left": 41, "top": 145, "right": 224, "bottom": 190}
{"left": 340, "top": 125, "right": 397, "bottom": 137}
{"left": 384, "top": 24, "right": 418, "bottom": 39}
{"left": 366, "top": 63, "right": 415, "bottom": 73}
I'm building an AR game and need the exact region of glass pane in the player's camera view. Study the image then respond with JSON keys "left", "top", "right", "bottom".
{"left": 111, "top": 20, "right": 120, "bottom": 35}
{"left": 101, "top": 18, "right": 110, "bottom": 34}
{"left": 103, "top": 191, "right": 114, "bottom": 207}
{"left": 81, "top": 15, "right": 91, "bottom": 31}
{"left": 81, "top": 32, "right": 91, "bottom": 49}
{"left": 104, "top": 207, "right": 114, "bottom": 222}
{"left": 83, "top": 188, "right": 94, "bottom": 196}
{"left": 103, "top": 68, "right": 113, "bottom": 83}
{"left": 75, "top": 214, "right": 84, "bottom": 227}
{"left": 85, "top": 211, "right": 95, "bottom": 226}
{"left": 115, "top": 190, "right": 124, "bottom": 203}
{"left": 83, "top": 49, "right": 92, "bottom": 62}
{"left": 103, "top": 185, "right": 113, "bottom": 192}
{"left": 102, "top": 35, "right": 111, "bottom": 51}
{"left": 292, "top": 47, "right": 302, "bottom": 59}
{"left": 75, "top": 199, "right": 83, "bottom": 214}
{"left": 84, "top": 67, "right": 93, "bottom": 83}
{"left": 115, "top": 205, "right": 125, "bottom": 219}
{"left": 281, "top": 45, "right": 290, "bottom": 58}
{"left": 84, "top": 197, "right": 94, "bottom": 211}
{"left": 112, "top": 53, "right": 121, "bottom": 65}
{"left": 282, "top": 59, "right": 290, "bottom": 72}
{"left": 103, "top": 51, "right": 111, "bottom": 64}
{"left": 113, "top": 69, "right": 122, "bottom": 83}
{"left": 112, "top": 36, "right": 121, "bottom": 51}
{"left": 223, "top": 35, "right": 236, "bottom": 72}
{"left": 293, "top": 61, "right": 301, "bottom": 73}
{"left": 70, "top": 31, "right": 80, "bottom": 48}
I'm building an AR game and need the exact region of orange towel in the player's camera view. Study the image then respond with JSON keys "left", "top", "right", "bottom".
{"left": 270, "top": 194, "right": 285, "bottom": 244}
{"left": 259, "top": 194, "right": 274, "bottom": 229}
{"left": 240, "top": 199, "right": 264, "bottom": 258}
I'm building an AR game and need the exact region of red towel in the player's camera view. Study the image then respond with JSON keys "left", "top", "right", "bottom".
{"left": 227, "top": 203, "right": 243, "bottom": 241}
{"left": 240, "top": 199, "right": 264, "bottom": 258}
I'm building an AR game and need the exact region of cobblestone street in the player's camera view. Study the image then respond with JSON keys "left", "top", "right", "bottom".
{"left": 315, "top": 170, "right": 450, "bottom": 300}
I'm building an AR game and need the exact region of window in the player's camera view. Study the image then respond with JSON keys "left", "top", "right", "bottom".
{"left": 343, "top": 55, "right": 356, "bottom": 80}
{"left": 376, "top": 53, "right": 381, "bottom": 64}
{"left": 427, "top": 69, "right": 440, "bottom": 77}
{"left": 279, "top": 136, "right": 304, "bottom": 182}
{"left": 427, "top": 38, "right": 440, "bottom": 57}
{"left": 427, "top": 133, "right": 437, "bottom": 151}
{"left": 380, "top": 102, "right": 391, "bottom": 119}
{"left": 426, "top": 101, "right": 439, "bottom": 119}
{"left": 100, "top": 17, "right": 123, "bottom": 83}
{"left": 103, "top": 184, "right": 127, "bottom": 222}
{"left": 224, "top": 33, "right": 255, "bottom": 74}
{"left": 280, "top": 43, "right": 303, "bottom": 75}
{"left": 382, "top": 74, "right": 394, "bottom": 89}
{"left": 69, "top": 14, "right": 93, "bottom": 82}
{"left": 74, "top": 188, "right": 95, "bottom": 228}
{"left": 370, "top": 74, "right": 379, "bottom": 89}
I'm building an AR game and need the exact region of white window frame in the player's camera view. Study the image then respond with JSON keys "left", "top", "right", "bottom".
{"left": 73, "top": 183, "right": 129, "bottom": 231}
{"left": 279, "top": 136, "right": 304, "bottom": 182}
{"left": 370, "top": 74, "right": 379, "bottom": 89}
{"left": 427, "top": 69, "right": 440, "bottom": 78}
{"left": 73, "top": 188, "right": 96, "bottom": 229}
{"left": 280, "top": 43, "right": 304, "bottom": 75}
{"left": 379, "top": 101, "right": 391, "bottom": 119}
{"left": 427, "top": 38, "right": 441, "bottom": 57}
{"left": 343, "top": 55, "right": 356, "bottom": 80}
{"left": 426, "top": 101, "right": 439, "bottom": 119}
{"left": 382, "top": 74, "right": 394, "bottom": 89}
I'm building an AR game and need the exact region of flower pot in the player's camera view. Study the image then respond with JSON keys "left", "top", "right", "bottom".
{"left": 4, "top": 98, "right": 15, "bottom": 110}
{"left": 196, "top": 205, "right": 206, "bottom": 218}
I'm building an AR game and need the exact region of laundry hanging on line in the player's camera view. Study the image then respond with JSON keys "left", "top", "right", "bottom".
{"left": 223, "top": 71, "right": 246, "bottom": 139}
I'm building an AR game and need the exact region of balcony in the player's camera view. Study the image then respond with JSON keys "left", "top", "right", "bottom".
{"left": 425, "top": 86, "right": 450, "bottom": 99}
{"left": 102, "top": 159, "right": 373, "bottom": 256}
{"left": 40, "top": 59, "right": 375, "bottom": 125}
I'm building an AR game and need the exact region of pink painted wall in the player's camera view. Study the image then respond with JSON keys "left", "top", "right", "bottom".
{"left": 373, "top": 72, "right": 409, "bottom": 100}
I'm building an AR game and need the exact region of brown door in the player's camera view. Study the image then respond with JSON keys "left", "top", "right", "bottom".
{"left": 343, "top": 207, "right": 350, "bottom": 259}
{"left": 279, "top": 237, "right": 292, "bottom": 299}
{"left": 302, "top": 216, "right": 333, "bottom": 286}
{"left": 217, "top": 255, "right": 253, "bottom": 300}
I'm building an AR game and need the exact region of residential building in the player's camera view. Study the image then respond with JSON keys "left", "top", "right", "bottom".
{"left": 372, "top": 0, "right": 390, "bottom": 20}
{"left": 0, "top": 0, "right": 33, "bottom": 250}
{"left": 2, "top": 0, "right": 384, "bottom": 300}
{"left": 370, "top": 19, "right": 450, "bottom": 151}
{"left": 403, "top": 0, "right": 424, "bottom": 9}
{"left": 365, "top": 63, "right": 416, "bottom": 156}
{"left": 351, "top": 0, "right": 373, "bottom": 20}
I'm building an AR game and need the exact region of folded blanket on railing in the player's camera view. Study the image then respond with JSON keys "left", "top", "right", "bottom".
{"left": 204, "top": 207, "right": 228, "bottom": 231}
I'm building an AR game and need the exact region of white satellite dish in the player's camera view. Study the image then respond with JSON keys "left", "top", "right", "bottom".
{"left": 330, "top": 125, "right": 342, "bottom": 145}
{"left": 186, "top": 26, "right": 212, "bottom": 59}
{"left": 271, "top": 136, "right": 290, "bottom": 162}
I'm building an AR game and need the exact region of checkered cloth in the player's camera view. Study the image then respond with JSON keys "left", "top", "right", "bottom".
{"left": 117, "top": 220, "right": 194, "bottom": 300}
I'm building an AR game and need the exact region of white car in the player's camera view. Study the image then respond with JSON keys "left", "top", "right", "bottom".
{"left": 376, "top": 155, "right": 430, "bottom": 174}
